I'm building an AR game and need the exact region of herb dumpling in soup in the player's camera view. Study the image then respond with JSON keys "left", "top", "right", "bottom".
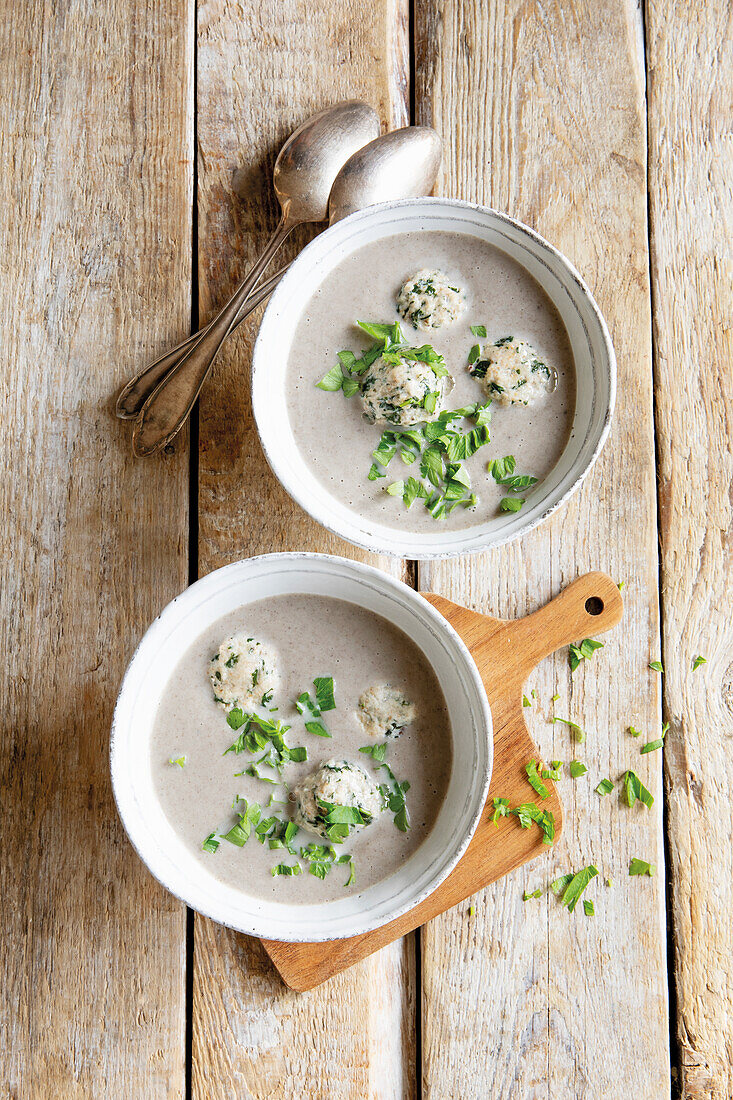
{"left": 469, "top": 336, "right": 555, "bottom": 407}
{"left": 356, "top": 684, "right": 417, "bottom": 740}
{"left": 360, "top": 347, "right": 454, "bottom": 426}
{"left": 292, "top": 759, "right": 385, "bottom": 840}
{"left": 397, "top": 268, "right": 466, "bottom": 331}
{"left": 209, "top": 634, "right": 279, "bottom": 712}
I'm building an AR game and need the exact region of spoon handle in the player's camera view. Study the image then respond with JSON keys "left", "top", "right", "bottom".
{"left": 132, "top": 217, "right": 294, "bottom": 456}
{"left": 115, "top": 266, "right": 286, "bottom": 420}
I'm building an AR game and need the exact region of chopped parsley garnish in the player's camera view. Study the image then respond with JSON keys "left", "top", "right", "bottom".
{"left": 569, "top": 761, "right": 587, "bottom": 778}
{"left": 628, "top": 725, "right": 642, "bottom": 737}
{"left": 692, "top": 655, "right": 706, "bottom": 670}
{"left": 224, "top": 799, "right": 261, "bottom": 847}
{"left": 629, "top": 858, "right": 655, "bottom": 876}
{"left": 378, "top": 762, "right": 411, "bottom": 832}
{"left": 368, "top": 463, "right": 385, "bottom": 481}
{"left": 569, "top": 638, "right": 605, "bottom": 672}
{"left": 583, "top": 899, "right": 595, "bottom": 916}
{"left": 622, "top": 769, "right": 654, "bottom": 809}
{"left": 359, "top": 743, "right": 388, "bottom": 762}
{"left": 511, "top": 803, "right": 555, "bottom": 844}
{"left": 522, "top": 694, "right": 531, "bottom": 707}
{"left": 556, "top": 865, "right": 598, "bottom": 912}
{"left": 553, "top": 716, "right": 586, "bottom": 743}
{"left": 550, "top": 873, "right": 573, "bottom": 896}
{"left": 316, "top": 363, "right": 347, "bottom": 391}
{"left": 499, "top": 496, "right": 524, "bottom": 512}
{"left": 271, "top": 862, "right": 302, "bottom": 877}
{"left": 470, "top": 324, "right": 487, "bottom": 337}
{"left": 525, "top": 760, "right": 549, "bottom": 799}
{"left": 305, "top": 720, "right": 331, "bottom": 738}
{"left": 541, "top": 761, "right": 563, "bottom": 780}
{"left": 313, "top": 677, "right": 336, "bottom": 712}
{"left": 649, "top": 660, "right": 664, "bottom": 673}
{"left": 523, "top": 887, "right": 543, "bottom": 901}
{"left": 595, "top": 778, "right": 614, "bottom": 796}
{"left": 168, "top": 755, "right": 186, "bottom": 767}
{"left": 641, "top": 722, "right": 669, "bottom": 754}
{"left": 467, "top": 343, "right": 481, "bottom": 364}
{"left": 202, "top": 832, "right": 220, "bottom": 853}
{"left": 492, "top": 797, "right": 510, "bottom": 824}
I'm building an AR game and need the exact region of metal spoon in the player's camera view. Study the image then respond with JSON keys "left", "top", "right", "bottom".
{"left": 130, "top": 101, "right": 379, "bottom": 457}
{"left": 117, "top": 126, "right": 441, "bottom": 423}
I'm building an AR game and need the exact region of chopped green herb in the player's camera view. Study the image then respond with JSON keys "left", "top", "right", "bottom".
{"left": 467, "top": 343, "right": 481, "bottom": 365}
{"left": 583, "top": 899, "right": 595, "bottom": 916}
{"left": 488, "top": 455, "right": 515, "bottom": 481}
{"left": 168, "top": 756, "right": 186, "bottom": 768}
{"left": 692, "top": 655, "right": 707, "bottom": 671}
{"left": 557, "top": 865, "right": 598, "bottom": 912}
{"left": 522, "top": 694, "right": 531, "bottom": 707}
{"left": 553, "top": 716, "right": 586, "bottom": 743}
{"left": 551, "top": 693, "right": 560, "bottom": 703}
{"left": 606, "top": 878, "right": 613, "bottom": 887}
{"left": 378, "top": 762, "right": 411, "bottom": 832}
{"left": 386, "top": 479, "right": 404, "bottom": 497}
{"left": 202, "top": 832, "right": 220, "bottom": 853}
{"left": 470, "top": 325, "right": 487, "bottom": 337}
{"left": 569, "top": 761, "right": 588, "bottom": 778}
{"left": 628, "top": 725, "right": 642, "bottom": 738}
{"left": 641, "top": 722, "right": 668, "bottom": 754}
{"left": 649, "top": 660, "right": 664, "bottom": 673}
{"left": 617, "top": 581, "right": 625, "bottom": 591}
{"left": 525, "top": 760, "right": 549, "bottom": 799}
{"left": 271, "top": 862, "right": 303, "bottom": 877}
{"left": 359, "top": 743, "right": 388, "bottom": 763}
{"left": 468, "top": 904, "right": 476, "bottom": 916}
{"left": 372, "top": 431, "right": 398, "bottom": 467}
{"left": 499, "top": 496, "right": 524, "bottom": 513}
{"left": 305, "top": 720, "right": 331, "bottom": 738}
{"left": 492, "top": 796, "right": 510, "bottom": 824}
{"left": 224, "top": 800, "right": 261, "bottom": 847}
{"left": 595, "top": 778, "right": 615, "bottom": 796}
{"left": 542, "top": 761, "right": 563, "bottom": 781}
{"left": 313, "top": 677, "right": 336, "bottom": 713}
{"left": 368, "top": 463, "right": 385, "bottom": 481}
{"left": 316, "top": 364, "right": 346, "bottom": 391}
{"left": 622, "top": 769, "right": 654, "bottom": 809}
{"left": 550, "top": 873, "right": 573, "bottom": 896}
{"left": 226, "top": 707, "right": 247, "bottom": 731}
{"left": 629, "top": 858, "right": 655, "bottom": 876}
{"left": 512, "top": 803, "right": 556, "bottom": 844}
{"left": 523, "top": 887, "right": 543, "bottom": 901}
{"left": 569, "top": 638, "right": 605, "bottom": 672}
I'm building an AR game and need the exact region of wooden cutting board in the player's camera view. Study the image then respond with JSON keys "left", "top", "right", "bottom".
{"left": 262, "top": 572, "right": 623, "bottom": 991}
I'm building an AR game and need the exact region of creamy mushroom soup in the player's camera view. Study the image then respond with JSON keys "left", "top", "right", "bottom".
{"left": 150, "top": 594, "right": 452, "bottom": 903}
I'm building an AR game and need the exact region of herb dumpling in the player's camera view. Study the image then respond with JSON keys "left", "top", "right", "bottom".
{"left": 292, "top": 759, "right": 384, "bottom": 840}
{"left": 397, "top": 268, "right": 466, "bottom": 331}
{"left": 356, "top": 685, "right": 416, "bottom": 740}
{"left": 469, "top": 336, "right": 555, "bottom": 407}
{"left": 360, "top": 350, "right": 453, "bottom": 427}
{"left": 209, "top": 634, "right": 279, "bottom": 712}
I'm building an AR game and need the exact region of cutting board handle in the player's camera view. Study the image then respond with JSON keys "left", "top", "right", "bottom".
{"left": 425, "top": 571, "right": 623, "bottom": 698}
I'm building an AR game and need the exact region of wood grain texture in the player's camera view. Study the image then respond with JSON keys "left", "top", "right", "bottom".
{"left": 646, "top": 3, "right": 733, "bottom": 1096}
{"left": 415, "top": 1, "right": 670, "bottom": 1096}
{"left": 0, "top": 1, "right": 193, "bottom": 1096}
{"left": 264, "top": 574, "right": 623, "bottom": 992}
{"left": 192, "top": 1, "right": 413, "bottom": 1096}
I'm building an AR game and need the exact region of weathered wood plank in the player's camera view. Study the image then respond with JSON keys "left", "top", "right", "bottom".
{"left": 415, "top": 1, "right": 670, "bottom": 1096}
{"left": 193, "top": 1, "right": 413, "bottom": 1095}
{"left": 646, "top": 3, "right": 733, "bottom": 1096}
{"left": 0, "top": 1, "right": 193, "bottom": 1096}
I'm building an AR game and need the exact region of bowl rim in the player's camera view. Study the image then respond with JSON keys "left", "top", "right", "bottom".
{"left": 251, "top": 196, "right": 616, "bottom": 560}
{"left": 110, "top": 551, "right": 494, "bottom": 941}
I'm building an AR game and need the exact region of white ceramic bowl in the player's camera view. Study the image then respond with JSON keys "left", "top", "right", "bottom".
{"left": 111, "top": 553, "right": 492, "bottom": 942}
{"left": 252, "top": 198, "right": 615, "bottom": 559}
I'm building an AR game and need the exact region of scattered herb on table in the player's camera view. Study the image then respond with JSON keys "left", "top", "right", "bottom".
{"left": 583, "top": 899, "right": 595, "bottom": 916}
{"left": 569, "top": 761, "right": 587, "bottom": 778}
{"left": 622, "top": 769, "right": 654, "bottom": 809}
{"left": 692, "top": 655, "right": 707, "bottom": 671}
{"left": 629, "top": 857, "right": 655, "bottom": 876}
{"left": 553, "top": 716, "right": 586, "bottom": 743}
{"left": 522, "top": 694, "right": 531, "bottom": 707}
{"left": 523, "top": 887, "right": 543, "bottom": 901}
{"left": 512, "top": 803, "right": 555, "bottom": 845}
{"left": 556, "top": 865, "right": 598, "bottom": 912}
{"left": 641, "top": 722, "right": 669, "bottom": 754}
{"left": 649, "top": 660, "right": 664, "bottom": 673}
{"left": 595, "top": 778, "right": 614, "bottom": 796}
{"left": 569, "top": 638, "right": 604, "bottom": 672}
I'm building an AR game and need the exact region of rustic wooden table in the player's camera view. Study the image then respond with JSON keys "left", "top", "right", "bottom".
{"left": 2, "top": 1, "right": 730, "bottom": 1096}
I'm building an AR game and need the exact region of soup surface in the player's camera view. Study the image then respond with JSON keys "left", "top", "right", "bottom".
{"left": 286, "top": 230, "right": 576, "bottom": 532}
{"left": 150, "top": 593, "right": 452, "bottom": 903}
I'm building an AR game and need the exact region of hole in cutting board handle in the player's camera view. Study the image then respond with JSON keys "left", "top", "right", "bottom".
{"left": 585, "top": 596, "right": 604, "bottom": 616}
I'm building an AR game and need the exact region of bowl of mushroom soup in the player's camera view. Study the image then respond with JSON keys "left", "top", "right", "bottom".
{"left": 111, "top": 553, "right": 492, "bottom": 941}
{"left": 251, "top": 198, "right": 615, "bottom": 559}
